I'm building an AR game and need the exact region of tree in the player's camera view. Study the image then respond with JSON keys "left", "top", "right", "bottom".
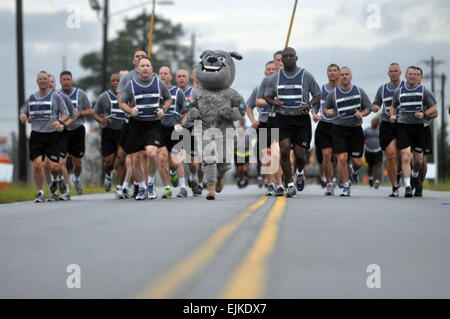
{"left": 78, "top": 12, "right": 193, "bottom": 96}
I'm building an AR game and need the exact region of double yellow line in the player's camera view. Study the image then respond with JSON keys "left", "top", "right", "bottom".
{"left": 136, "top": 195, "right": 286, "bottom": 299}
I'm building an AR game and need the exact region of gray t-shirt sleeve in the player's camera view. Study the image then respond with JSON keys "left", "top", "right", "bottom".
{"left": 119, "top": 81, "right": 133, "bottom": 106}
{"left": 256, "top": 78, "right": 268, "bottom": 99}
{"left": 246, "top": 87, "right": 258, "bottom": 109}
{"left": 117, "top": 74, "right": 129, "bottom": 94}
{"left": 93, "top": 92, "right": 108, "bottom": 115}
{"left": 423, "top": 87, "right": 437, "bottom": 110}
{"left": 359, "top": 88, "right": 372, "bottom": 111}
{"left": 263, "top": 74, "right": 278, "bottom": 98}
{"left": 323, "top": 91, "right": 335, "bottom": 110}
{"left": 77, "top": 89, "right": 91, "bottom": 111}
{"left": 373, "top": 86, "right": 383, "bottom": 106}
{"left": 159, "top": 80, "right": 171, "bottom": 105}
{"left": 303, "top": 71, "right": 321, "bottom": 101}
{"left": 20, "top": 100, "right": 29, "bottom": 115}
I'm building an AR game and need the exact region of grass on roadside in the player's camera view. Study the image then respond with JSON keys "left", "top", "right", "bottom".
{"left": 0, "top": 183, "right": 105, "bottom": 204}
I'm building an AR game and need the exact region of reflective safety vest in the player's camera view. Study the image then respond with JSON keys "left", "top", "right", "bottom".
{"left": 29, "top": 91, "right": 54, "bottom": 120}
{"left": 399, "top": 84, "right": 423, "bottom": 113}
{"left": 382, "top": 81, "right": 404, "bottom": 116}
{"left": 106, "top": 90, "right": 125, "bottom": 120}
{"left": 277, "top": 69, "right": 305, "bottom": 109}
{"left": 183, "top": 86, "right": 193, "bottom": 98}
{"left": 57, "top": 88, "right": 79, "bottom": 110}
{"left": 335, "top": 85, "right": 361, "bottom": 119}
{"left": 319, "top": 84, "right": 335, "bottom": 121}
{"left": 131, "top": 77, "right": 160, "bottom": 119}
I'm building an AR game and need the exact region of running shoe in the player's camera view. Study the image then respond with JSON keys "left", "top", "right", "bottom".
{"left": 340, "top": 185, "right": 351, "bottom": 197}
{"left": 414, "top": 183, "right": 423, "bottom": 197}
{"left": 136, "top": 187, "right": 148, "bottom": 200}
{"left": 59, "top": 192, "right": 71, "bottom": 201}
{"left": 34, "top": 192, "right": 46, "bottom": 203}
{"left": 286, "top": 185, "right": 297, "bottom": 198}
{"left": 404, "top": 186, "right": 413, "bottom": 198}
{"left": 49, "top": 180, "right": 58, "bottom": 194}
{"left": 350, "top": 167, "right": 359, "bottom": 185}
{"left": 325, "top": 183, "right": 334, "bottom": 196}
{"left": 275, "top": 185, "right": 285, "bottom": 197}
{"left": 170, "top": 172, "right": 179, "bottom": 188}
{"left": 104, "top": 175, "right": 112, "bottom": 192}
{"left": 115, "top": 186, "right": 125, "bottom": 199}
{"left": 74, "top": 179, "right": 83, "bottom": 195}
{"left": 162, "top": 187, "right": 172, "bottom": 199}
{"left": 147, "top": 183, "right": 157, "bottom": 200}
{"left": 296, "top": 173, "right": 305, "bottom": 191}
{"left": 49, "top": 191, "right": 59, "bottom": 202}
{"left": 58, "top": 179, "right": 67, "bottom": 195}
{"left": 177, "top": 187, "right": 188, "bottom": 197}
{"left": 389, "top": 186, "right": 399, "bottom": 197}
{"left": 191, "top": 180, "right": 201, "bottom": 196}
{"left": 266, "top": 184, "right": 275, "bottom": 196}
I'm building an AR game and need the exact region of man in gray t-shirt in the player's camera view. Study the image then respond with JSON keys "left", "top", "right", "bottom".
{"left": 19, "top": 71, "right": 69, "bottom": 202}
{"left": 364, "top": 117, "right": 382, "bottom": 189}
{"left": 58, "top": 70, "right": 92, "bottom": 196}
{"left": 263, "top": 47, "right": 321, "bottom": 198}
{"left": 247, "top": 60, "right": 281, "bottom": 195}
{"left": 322, "top": 66, "right": 372, "bottom": 196}
{"left": 119, "top": 56, "right": 172, "bottom": 200}
{"left": 92, "top": 73, "right": 127, "bottom": 197}
{"left": 390, "top": 66, "right": 437, "bottom": 197}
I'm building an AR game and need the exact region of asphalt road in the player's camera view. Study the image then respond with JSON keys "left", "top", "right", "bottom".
{"left": 0, "top": 184, "right": 449, "bottom": 298}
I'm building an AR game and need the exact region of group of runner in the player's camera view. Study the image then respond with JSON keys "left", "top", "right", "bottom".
{"left": 249, "top": 48, "right": 437, "bottom": 198}
{"left": 20, "top": 47, "right": 438, "bottom": 202}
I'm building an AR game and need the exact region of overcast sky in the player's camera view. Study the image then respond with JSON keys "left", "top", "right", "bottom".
{"left": 1, "top": 0, "right": 450, "bottom": 136}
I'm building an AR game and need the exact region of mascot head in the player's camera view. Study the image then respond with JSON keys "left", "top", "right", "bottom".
{"left": 195, "top": 50, "right": 243, "bottom": 90}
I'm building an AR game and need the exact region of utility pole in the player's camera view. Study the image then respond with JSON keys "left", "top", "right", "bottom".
{"left": 101, "top": 0, "right": 109, "bottom": 92}
{"left": 16, "top": 0, "right": 27, "bottom": 182}
{"left": 441, "top": 74, "right": 447, "bottom": 180}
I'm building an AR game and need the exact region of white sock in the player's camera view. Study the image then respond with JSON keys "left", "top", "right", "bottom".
{"left": 39, "top": 189, "right": 44, "bottom": 195}
{"left": 297, "top": 170, "right": 304, "bottom": 176}
{"left": 179, "top": 177, "right": 186, "bottom": 188}
{"left": 412, "top": 171, "right": 419, "bottom": 178}
{"left": 169, "top": 169, "right": 176, "bottom": 176}
{"left": 277, "top": 184, "right": 283, "bottom": 189}
{"left": 189, "top": 173, "right": 196, "bottom": 181}
{"left": 106, "top": 172, "right": 113, "bottom": 179}
{"left": 123, "top": 181, "right": 129, "bottom": 189}
{"left": 404, "top": 177, "right": 411, "bottom": 187}
{"left": 344, "top": 182, "right": 349, "bottom": 188}
{"left": 148, "top": 176, "right": 155, "bottom": 184}
{"left": 138, "top": 182, "right": 146, "bottom": 189}
{"left": 117, "top": 184, "right": 122, "bottom": 189}
{"left": 321, "top": 176, "right": 326, "bottom": 182}
{"left": 164, "top": 185, "right": 171, "bottom": 190}
{"left": 288, "top": 182, "right": 295, "bottom": 188}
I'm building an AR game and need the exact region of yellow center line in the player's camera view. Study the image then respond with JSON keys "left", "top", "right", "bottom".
{"left": 220, "top": 196, "right": 286, "bottom": 299}
{"left": 135, "top": 196, "right": 268, "bottom": 299}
